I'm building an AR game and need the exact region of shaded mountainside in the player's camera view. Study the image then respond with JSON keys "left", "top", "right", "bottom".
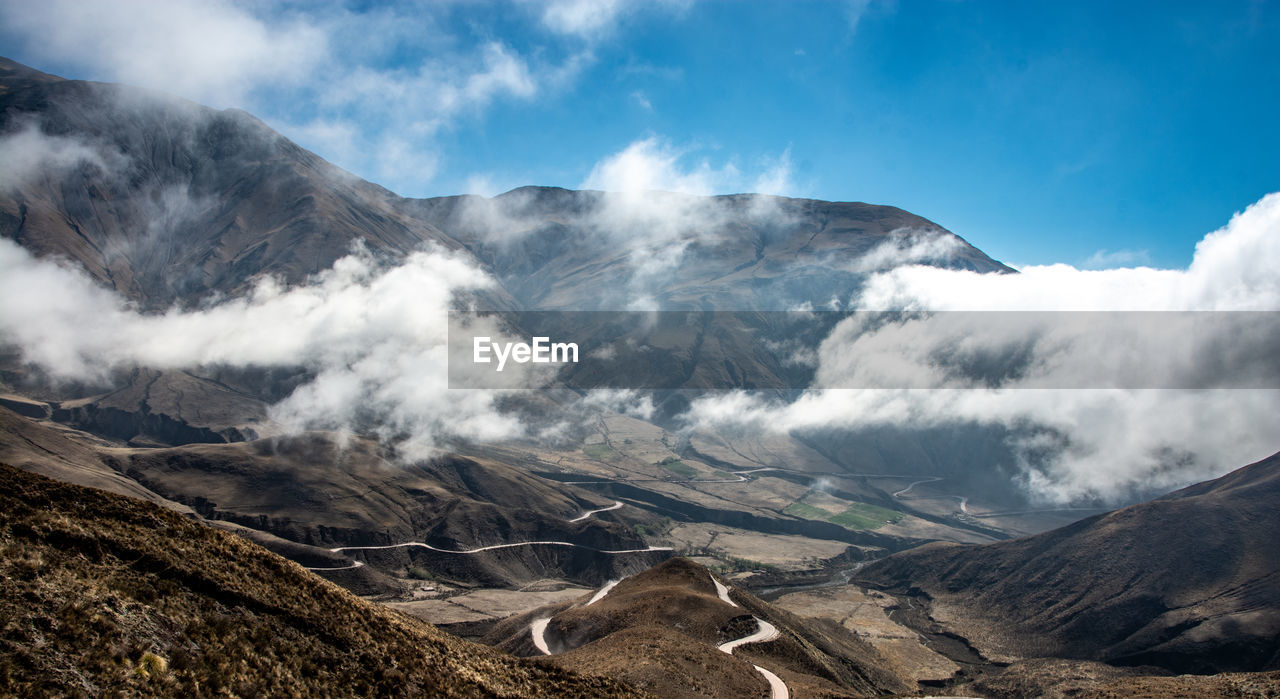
{"left": 0, "top": 405, "right": 662, "bottom": 589}
{"left": 52, "top": 368, "right": 268, "bottom": 446}
{"left": 967, "top": 658, "right": 1280, "bottom": 699}
{"left": 405, "top": 187, "right": 1011, "bottom": 311}
{"left": 0, "top": 57, "right": 475, "bottom": 310}
{"left": 858, "top": 451, "right": 1280, "bottom": 674}
{"left": 0, "top": 463, "right": 637, "bottom": 697}
{"left": 105, "top": 434, "right": 667, "bottom": 587}
{"left": 485, "top": 557, "right": 913, "bottom": 697}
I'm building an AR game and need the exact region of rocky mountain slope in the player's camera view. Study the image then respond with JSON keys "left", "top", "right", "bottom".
{"left": 0, "top": 463, "right": 635, "bottom": 697}
{"left": 406, "top": 186, "right": 1010, "bottom": 312}
{"left": 0, "top": 56, "right": 470, "bottom": 310}
{"left": 858, "top": 451, "right": 1280, "bottom": 674}
{"left": 0, "top": 404, "right": 665, "bottom": 590}
{"left": 3, "top": 55, "right": 1007, "bottom": 317}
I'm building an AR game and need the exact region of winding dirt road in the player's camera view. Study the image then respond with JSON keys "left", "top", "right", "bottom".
{"left": 528, "top": 573, "right": 789, "bottom": 698}
{"left": 711, "top": 575, "right": 738, "bottom": 607}
{"left": 892, "top": 476, "right": 944, "bottom": 497}
{"left": 569, "top": 501, "right": 624, "bottom": 522}
{"left": 709, "top": 573, "right": 789, "bottom": 699}
{"left": 530, "top": 577, "right": 623, "bottom": 655}
{"left": 530, "top": 617, "right": 553, "bottom": 655}
{"left": 303, "top": 560, "right": 363, "bottom": 571}
{"left": 585, "top": 579, "right": 620, "bottom": 605}
{"left": 331, "top": 541, "right": 673, "bottom": 555}
{"left": 558, "top": 467, "right": 775, "bottom": 485}
{"left": 716, "top": 618, "right": 780, "bottom": 654}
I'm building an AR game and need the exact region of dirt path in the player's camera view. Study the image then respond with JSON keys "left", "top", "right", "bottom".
{"left": 711, "top": 574, "right": 738, "bottom": 607}
{"left": 331, "top": 541, "right": 673, "bottom": 555}
{"left": 530, "top": 617, "right": 552, "bottom": 655}
{"left": 568, "top": 501, "right": 623, "bottom": 522}
{"left": 893, "top": 476, "right": 944, "bottom": 497}
{"left": 530, "top": 577, "right": 622, "bottom": 655}
{"left": 710, "top": 572, "right": 789, "bottom": 699}
{"left": 717, "top": 618, "right": 780, "bottom": 653}
{"left": 585, "top": 579, "right": 620, "bottom": 606}
{"left": 303, "top": 560, "right": 363, "bottom": 571}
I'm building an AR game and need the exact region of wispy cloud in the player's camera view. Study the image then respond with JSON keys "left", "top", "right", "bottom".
{"left": 540, "top": 0, "right": 629, "bottom": 39}
{"left": 1082, "top": 248, "right": 1152, "bottom": 269}
{"left": 630, "top": 90, "right": 654, "bottom": 111}
{"left": 0, "top": 0, "right": 327, "bottom": 107}
{"left": 0, "top": 119, "right": 127, "bottom": 190}
{"left": 846, "top": 0, "right": 874, "bottom": 34}
{"left": 0, "top": 0, "right": 683, "bottom": 196}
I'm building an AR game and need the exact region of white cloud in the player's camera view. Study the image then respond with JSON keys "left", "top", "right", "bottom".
{"left": 463, "top": 174, "right": 502, "bottom": 198}
{"left": 751, "top": 147, "right": 795, "bottom": 197}
{"left": 541, "top": 0, "right": 628, "bottom": 38}
{"left": 843, "top": 228, "right": 964, "bottom": 275}
{"left": 1, "top": 0, "right": 327, "bottom": 107}
{"left": 0, "top": 238, "right": 530, "bottom": 459}
{"left": 537, "top": 0, "right": 691, "bottom": 40}
{"left": 0, "top": 120, "right": 127, "bottom": 190}
{"left": 859, "top": 193, "right": 1280, "bottom": 311}
{"left": 631, "top": 90, "right": 654, "bottom": 111}
{"left": 1082, "top": 248, "right": 1152, "bottom": 269}
{"left": 576, "top": 137, "right": 801, "bottom": 308}
{"left": 688, "top": 192, "right": 1280, "bottom": 503}
{"left": 582, "top": 136, "right": 733, "bottom": 197}
{"left": 846, "top": 0, "right": 874, "bottom": 33}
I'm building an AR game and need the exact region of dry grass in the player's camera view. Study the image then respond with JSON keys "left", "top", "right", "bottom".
{"left": 0, "top": 464, "right": 639, "bottom": 697}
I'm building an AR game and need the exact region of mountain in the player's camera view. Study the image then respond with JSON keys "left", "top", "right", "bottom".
{"left": 857, "top": 451, "right": 1280, "bottom": 674}
{"left": 0, "top": 463, "right": 635, "bottom": 697}
{"left": 0, "top": 54, "right": 1033, "bottom": 575}
{"left": 2, "top": 56, "right": 1007, "bottom": 316}
{"left": 0, "top": 56, "right": 472, "bottom": 310}
{"left": 483, "top": 556, "right": 913, "bottom": 697}
{"left": 405, "top": 186, "right": 1010, "bottom": 312}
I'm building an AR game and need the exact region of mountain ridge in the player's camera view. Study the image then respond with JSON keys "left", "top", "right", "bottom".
{"left": 857, "top": 450, "right": 1280, "bottom": 674}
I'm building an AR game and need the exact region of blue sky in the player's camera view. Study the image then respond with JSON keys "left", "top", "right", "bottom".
{"left": 2, "top": 0, "right": 1277, "bottom": 268}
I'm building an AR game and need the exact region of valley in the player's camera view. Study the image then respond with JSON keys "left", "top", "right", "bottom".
{"left": 1, "top": 51, "right": 1277, "bottom": 698}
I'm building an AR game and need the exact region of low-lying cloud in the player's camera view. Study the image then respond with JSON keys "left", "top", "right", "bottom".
{"left": 448, "top": 136, "right": 801, "bottom": 309}
{"left": 0, "top": 120, "right": 127, "bottom": 191}
{"left": 0, "top": 238, "right": 525, "bottom": 458}
{"left": 689, "top": 192, "right": 1280, "bottom": 503}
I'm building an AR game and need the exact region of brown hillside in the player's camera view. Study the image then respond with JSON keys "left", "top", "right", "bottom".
{"left": 486, "top": 557, "right": 912, "bottom": 697}
{"left": 0, "top": 463, "right": 638, "bottom": 697}
{"left": 858, "top": 451, "right": 1280, "bottom": 674}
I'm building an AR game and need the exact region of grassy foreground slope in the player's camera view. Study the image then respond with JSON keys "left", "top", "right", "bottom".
{"left": 0, "top": 464, "right": 636, "bottom": 697}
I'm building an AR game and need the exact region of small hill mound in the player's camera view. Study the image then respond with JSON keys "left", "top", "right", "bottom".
{"left": 485, "top": 557, "right": 912, "bottom": 697}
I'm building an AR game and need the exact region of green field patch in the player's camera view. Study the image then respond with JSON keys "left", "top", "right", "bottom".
{"left": 582, "top": 443, "right": 616, "bottom": 460}
{"left": 784, "top": 502, "right": 832, "bottom": 520}
{"left": 830, "top": 502, "right": 906, "bottom": 530}
{"left": 657, "top": 458, "right": 698, "bottom": 479}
